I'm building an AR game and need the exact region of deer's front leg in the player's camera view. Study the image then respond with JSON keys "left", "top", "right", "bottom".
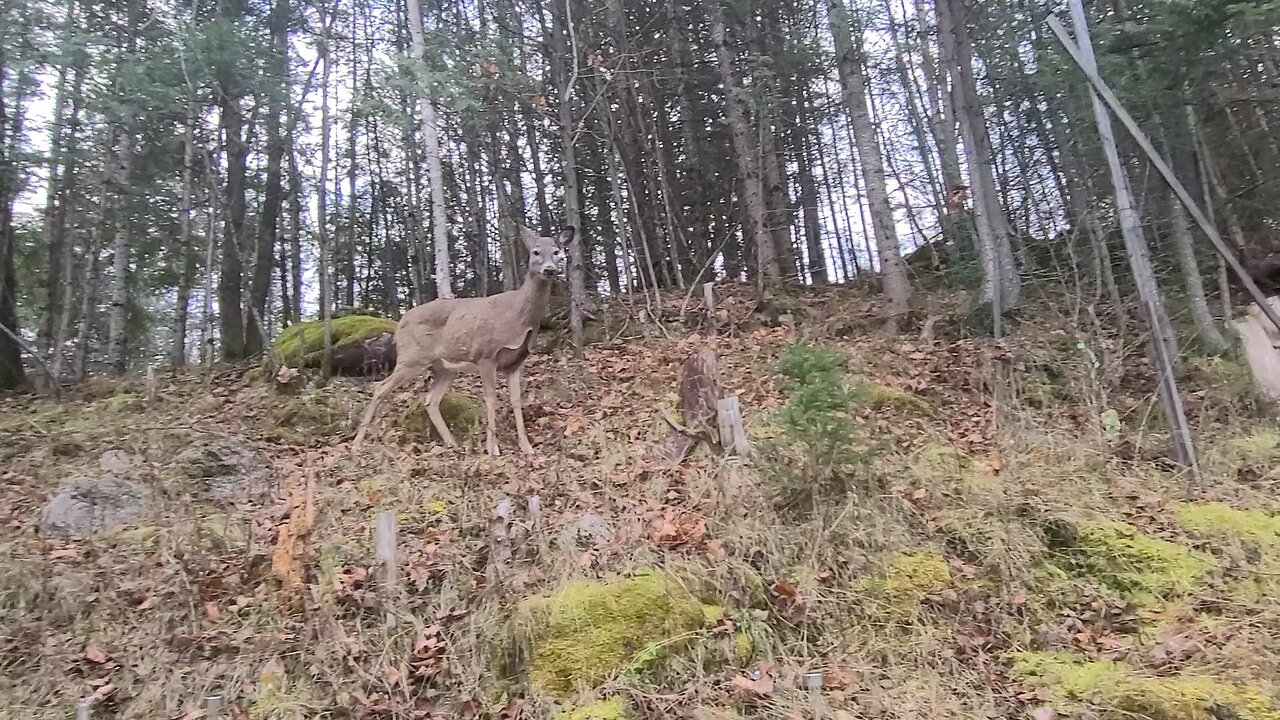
{"left": 479, "top": 360, "right": 501, "bottom": 457}
{"left": 507, "top": 367, "right": 534, "bottom": 455}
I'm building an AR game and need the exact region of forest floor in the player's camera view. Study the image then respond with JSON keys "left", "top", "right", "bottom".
{"left": 2, "top": 282, "right": 1279, "bottom": 720}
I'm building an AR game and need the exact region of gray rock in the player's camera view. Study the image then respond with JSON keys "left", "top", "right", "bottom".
{"left": 40, "top": 476, "right": 153, "bottom": 538}
{"left": 174, "top": 437, "right": 275, "bottom": 503}
{"left": 98, "top": 449, "right": 142, "bottom": 474}
{"left": 558, "top": 513, "right": 613, "bottom": 550}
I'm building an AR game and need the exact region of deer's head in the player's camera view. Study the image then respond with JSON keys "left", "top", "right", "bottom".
{"left": 521, "top": 225, "right": 573, "bottom": 280}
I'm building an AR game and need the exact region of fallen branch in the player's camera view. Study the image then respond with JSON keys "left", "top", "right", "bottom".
{"left": 0, "top": 322, "right": 60, "bottom": 399}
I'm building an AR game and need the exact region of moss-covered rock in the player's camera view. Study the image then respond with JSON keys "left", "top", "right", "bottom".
{"left": 554, "top": 698, "right": 629, "bottom": 720}
{"left": 395, "top": 393, "right": 484, "bottom": 443}
{"left": 271, "top": 315, "right": 397, "bottom": 369}
{"left": 1056, "top": 520, "right": 1213, "bottom": 604}
{"left": 1009, "top": 651, "right": 1280, "bottom": 720}
{"left": 854, "top": 549, "right": 952, "bottom": 621}
{"left": 512, "top": 571, "right": 706, "bottom": 695}
{"left": 1172, "top": 502, "right": 1280, "bottom": 554}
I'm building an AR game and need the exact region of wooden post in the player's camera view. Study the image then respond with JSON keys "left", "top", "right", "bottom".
{"left": 1047, "top": 12, "right": 1280, "bottom": 334}
{"left": 205, "top": 695, "right": 224, "bottom": 718}
{"left": 703, "top": 282, "right": 717, "bottom": 331}
{"left": 75, "top": 701, "right": 90, "bottom": 720}
{"left": 716, "top": 395, "right": 751, "bottom": 458}
{"left": 374, "top": 511, "right": 397, "bottom": 589}
{"left": 145, "top": 366, "right": 158, "bottom": 403}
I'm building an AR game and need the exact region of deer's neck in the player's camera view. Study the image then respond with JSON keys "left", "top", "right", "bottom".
{"left": 516, "top": 273, "right": 553, "bottom": 328}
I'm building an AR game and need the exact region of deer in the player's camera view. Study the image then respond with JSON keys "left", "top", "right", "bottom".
{"left": 351, "top": 225, "right": 573, "bottom": 456}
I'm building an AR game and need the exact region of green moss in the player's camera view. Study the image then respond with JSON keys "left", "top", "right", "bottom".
{"left": 516, "top": 571, "right": 706, "bottom": 695}
{"left": 554, "top": 698, "right": 628, "bottom": 720}
{"left": 701, "top": 604, "right": 726, "bottom": 624}
{"left": 96, "top": 393, "right": 141, "bottom": 413}
{"left": 105, "top": 524, "right": 162, "bottom": 546}
{"left": 395, "top": 393, "right": 483, "bottom": 443}
{"left": 1069, "top": 521, "right": 1213, "bottom": 602}
{"left": 1173, "top": 502, "right": 1280, "bottom": 553}
{"left": 1225, "top": 430, "right": 1280, "bottom": 464}
{"left": 855, "top": 549, "right": 951, "bottom": 621}
{"left": 849, "top": 381, "right": 931, "bottom": 415}
{"left": 271, "top": 315, "right": 396, "bottom": 367}
{"left": 1009, "top": 651, "right": 1280, "bottom": 720}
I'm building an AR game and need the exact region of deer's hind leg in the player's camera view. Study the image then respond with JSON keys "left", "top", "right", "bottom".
{"left": 478, "top": 360, "right": 501, "bottom": 457}
{"left": 353, "top": 363, "right": 421, "bottom": 452}
{"left": 424, "top": 365, "right": 460, "bottom": 447}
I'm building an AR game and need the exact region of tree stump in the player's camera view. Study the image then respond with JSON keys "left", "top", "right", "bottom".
{"left": 650, "top": 349, "right": 723, "bottom": 467}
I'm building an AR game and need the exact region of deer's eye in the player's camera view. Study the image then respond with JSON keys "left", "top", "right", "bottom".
{"left": 532, "top": 250, "right": 541, "bottom": 256}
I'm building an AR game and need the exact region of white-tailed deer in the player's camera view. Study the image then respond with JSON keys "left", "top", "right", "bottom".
{"left": 352, "top": 225, "right": 573, "bottom": 456}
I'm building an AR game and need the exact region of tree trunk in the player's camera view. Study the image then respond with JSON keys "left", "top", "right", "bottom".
{"left": 106, "top": 136, "right": 133, "bottom": 376}
{"left": 247, "top": 0, "right": 288, "bottom": 356}
{"left": 406, "top": 0, "right": 453, "bottom": 299}
{"left": 707, "top": 0, "right": 779, "bottom": 292}
{"left": 218, "top": 85, "right": 247, "bottom": 360}
{"left": 172, "top": 105, "right": 197, "bottom": 366}
{"left": 938, "top": 0, "right": 1020, "bottom": 324}
{"left": 318, "top": 3, "right": 334, "bottom": 377}
{"left": 549, "top": 0, "right": 588, "bottom": 350}
{"left": 829, "top": 0, "right": 910, "bottom": 325}
{"left": 0, "top": 59, "right": 24, "bottom": 389}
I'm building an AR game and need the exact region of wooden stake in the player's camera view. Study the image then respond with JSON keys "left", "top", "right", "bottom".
{"left": 75, "top": 701, "right": 90, "bottom": 720}
{"left": 716, "top": 395, "right": 751, "bottom": 458}
{"left": 145, "top": 366, "right": 158, "bottom": 403}
{"left": 703, "top": 282, "right": 718, "bottom": 331}
{"left": 375, "top": 511, "right": 397, "bottom": 589}
{"left": 205, "top": 695, "right": 224, "bottom": 718}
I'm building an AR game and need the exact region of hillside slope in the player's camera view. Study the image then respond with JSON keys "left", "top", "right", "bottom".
{"left": 2, "top": 285, "right": 1279, "bottom": 720}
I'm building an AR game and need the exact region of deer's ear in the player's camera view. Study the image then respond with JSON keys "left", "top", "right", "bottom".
{"left": 519, "top": 225, "right": 541, "bottom": 250}
{"left": 557, "top": 226, "right": 576, "bottom": 247}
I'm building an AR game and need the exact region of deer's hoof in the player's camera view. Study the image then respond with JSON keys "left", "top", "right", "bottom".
{"left": 519, "top": 443, "right": 536, "bottom": 456}
{"left": 488, "top": 443, "right": 501, "bottom": 457}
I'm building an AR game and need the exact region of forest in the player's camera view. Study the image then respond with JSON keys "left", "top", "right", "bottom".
{"left": 3, "top": 0, "right": 1280, "bottom": 718}
{"left": 0, "top": 0, "right": 1276, "bottom": 383}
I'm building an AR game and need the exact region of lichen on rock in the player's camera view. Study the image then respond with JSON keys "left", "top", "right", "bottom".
{"left": 510, "top": 570, "right": 706, "bottom": 695}
{"left": 1009, "top": 651, "right": 1280, "bottom": 720}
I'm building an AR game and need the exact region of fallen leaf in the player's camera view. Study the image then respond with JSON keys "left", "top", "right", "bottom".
{"left": 731, "top": 672, "right": 775, "bottom": 699}
{"left": 1030, "top": 707, "right": 1056, "bottom": 720}
{"left": 84, "top": 646, "right": 109, "bottom": 664}
{"left": 205, "top": 601, "right": 222, "bottom": 622}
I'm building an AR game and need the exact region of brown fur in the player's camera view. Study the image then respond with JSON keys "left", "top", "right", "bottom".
{"left": 352, "top": 226, "right": 573, "bottom": 456}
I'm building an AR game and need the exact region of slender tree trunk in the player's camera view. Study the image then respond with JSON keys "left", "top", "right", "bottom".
{"left": 318, "top": 3, "right": 334, "bottom": 377}
{"left": 707, "top": 0, "right": 779, "bottom": 292}
{"left": 406, "top": 0, "right": 453, "bottom": 299}
{"left": 39, "top": 0, "right": 79, "bottom": 354}
{"left": 0, "top": 59, "right": 25, "bottom": 389}
{"left": 1064, "top": 0, "right": 1177, "bottom": 363}
{"left": 247, "top": 0, "right": 288, "bottom": 356}
{"left": 106, "top": 136, "right": 134, "bottom": 376}
{"left": 938, "top": 0, "right": 1020, "bottom": 323}
{"left": 549, "top": 0, "right": 588, "bottom": 349}
{"left": 829, "top": 0, "right": 910, "bottom": 325}
{"left": 172, "top": 105, "right": 197, "bottom": 366}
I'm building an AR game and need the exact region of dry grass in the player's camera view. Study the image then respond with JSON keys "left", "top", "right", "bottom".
{"left": 1, "top": 283, "right": 1277, "bottom": 719}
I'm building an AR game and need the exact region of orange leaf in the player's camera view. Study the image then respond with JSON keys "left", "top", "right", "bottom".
{"left": 84, "top": 645, "right": 108, "bottom": 664}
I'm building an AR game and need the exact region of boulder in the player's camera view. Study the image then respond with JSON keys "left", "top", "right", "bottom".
{"left": 174, "top": 436, "right": 275, "bottom": 504}
{"left": 271, "top": 315, "right": 397, "bottom": 375}
{"left": 40, "top": 475, "right": 154, "bottom": 538}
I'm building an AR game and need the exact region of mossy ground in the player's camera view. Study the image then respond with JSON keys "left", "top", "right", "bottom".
{"left": 1010, "top": 651, "right": 1280, "bottom": 720}
{"left": 512, "top": 571, "right": 706, "bottom": 695}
